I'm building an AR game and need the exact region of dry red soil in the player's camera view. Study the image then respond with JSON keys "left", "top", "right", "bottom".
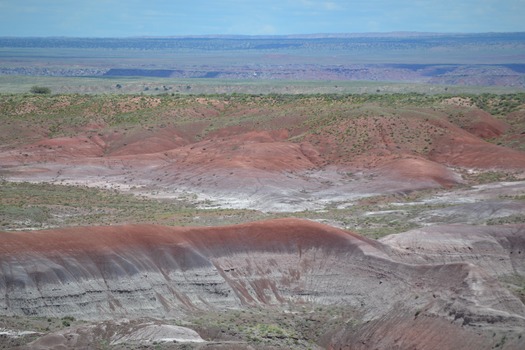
{"left": 2, "top": 99, "right": 524, "bottom": 211}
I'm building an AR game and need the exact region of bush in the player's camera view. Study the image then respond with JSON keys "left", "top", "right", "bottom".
{"left": 61, "top": 315, "right": 75, "bottom": 327}
{"left": 30, "top": 86, "right": 51, "bottom": 94}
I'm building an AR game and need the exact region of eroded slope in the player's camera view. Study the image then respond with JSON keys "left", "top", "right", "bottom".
{"left": 1, "top": 219, "right": 524, "bottom": 349}
{"left": 2, "top": 94, "right": 525, "bottom": 212}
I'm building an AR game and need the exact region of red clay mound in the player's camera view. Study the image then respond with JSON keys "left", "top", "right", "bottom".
{"left": 503, "top": 109, "right": 525, "bottom": 150}
{"left": 463, "top": 109, "right": 509, "bottom": 139}
{"left": 377, "top": 157, "right": 462, "bottom": 187}
{"left": 446, "top": 107, "right": 510, "bottom": 139}
{"left": 2, "top": 102, "right": 525, "bottom": 205}
{"left": 329, "top": 308, "right": 509, "bottom": 350}
{"left": 0, "top": 219, "right": 399, "bottom": 319}
{"left": 298, "top": 106, "right": 525, "bottom": 172}
{"left": 2, "top": 220, "right": 525, "bottom": 349}
{"left": 164, "top": 131, "right": 320, "bottom": 172}
{"left": 425, "top": 107, "right": 525, "bottom": 169}
{"left": 0, "top": 218, "right": 380, "bottom": 257}
{"left": 0, "top": 134, "right": 104, "bottom": 166}
{"left": 429, "top": 130, "right": 525, "bottom": 169}
{"left": 28, "top": 136, "right": 105, "bottom": 158}
{"left": 104, "top": 127, "right": 190, "bottom": 156}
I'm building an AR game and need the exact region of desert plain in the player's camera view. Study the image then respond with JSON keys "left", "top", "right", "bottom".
{"left": 1, "top": 34, "right": 525, "bottom": 349}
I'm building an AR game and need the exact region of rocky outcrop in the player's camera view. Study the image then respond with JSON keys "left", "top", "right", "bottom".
{"left": 22, "top": 319, "right": 205, "bottom": 349}
{"left": 381, "top": 224, "right": 525, "bottom": 277}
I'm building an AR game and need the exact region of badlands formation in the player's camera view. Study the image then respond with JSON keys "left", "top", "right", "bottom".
{"left": 1, "top": 220, "right": 525, "bottom": 349}
{"left": 1, "top": 93, "right": 525, "bottom": 349}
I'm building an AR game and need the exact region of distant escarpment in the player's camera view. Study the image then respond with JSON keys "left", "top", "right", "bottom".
{"left": 2, "top": 34, "right": 525, "bottom": 87}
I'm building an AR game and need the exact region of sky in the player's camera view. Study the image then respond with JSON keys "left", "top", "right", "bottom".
{"left": 0, "top": 0, "right": 523, "bottom": 37}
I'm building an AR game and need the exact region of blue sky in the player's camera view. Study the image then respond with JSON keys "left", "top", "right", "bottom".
{"left": 0, "top": 0, "right": 523, "bottom": 37}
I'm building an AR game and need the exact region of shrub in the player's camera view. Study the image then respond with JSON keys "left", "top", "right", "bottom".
{"left": 30, "top": 86, "right": 51, "bottom": 94}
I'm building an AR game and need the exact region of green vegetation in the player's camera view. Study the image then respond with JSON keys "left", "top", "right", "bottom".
{"left": 499, "top": 275, "right": 525, "bottom": 304}
{"left": 2, "top": 91, "right": 523, "bottom": 124}
{"left": 469, "top": 93, "right": 525, "bottom": 116}
{"left": 465, "top": 171, "right": 519, "bottom": 185}
{"left": 29, "top": 85, "right": 51, "bottom": 94}
{"left": 0, "top": 314, "right": 83, "bottom": 348}
{"left": 190, "top": 305, "right": 359, "bottom": 348}
{"left": 61, "top": 316, "right": 75, "bottom": 327}
{"left": 487, "top": 215, "right": 525, "bottom": 225}
{"left": 0, "top": 181, "right": 267, "bottom": 230}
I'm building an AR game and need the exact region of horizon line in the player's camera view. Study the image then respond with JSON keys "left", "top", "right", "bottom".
{"left": 1, "top": 31, "right": 524, "bottom": 40}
